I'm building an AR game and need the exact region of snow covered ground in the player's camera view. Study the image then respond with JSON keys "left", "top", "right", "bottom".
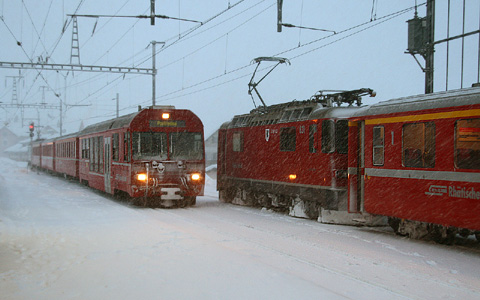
{"left": 1, "top": 157, "right": 479, "bottom": 300}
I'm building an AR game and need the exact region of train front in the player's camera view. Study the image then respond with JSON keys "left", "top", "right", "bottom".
{"left": 129, "top": 106, "right": 205, "bottom": 207}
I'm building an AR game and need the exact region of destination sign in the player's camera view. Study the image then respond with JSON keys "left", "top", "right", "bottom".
{"left": 458, "top": 127, "right": 480, "bottom": 142}
{"left": 150, "top": 120, "right": 186, "bottom": 127}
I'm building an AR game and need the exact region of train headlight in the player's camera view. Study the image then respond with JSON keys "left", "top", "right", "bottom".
{"left": 137, "top": 173, "right": 147, "bottom": 181}
{"left": 162, "top": 112, "right": 170, "bottom": 119}
{"left": 289, "top": 174, "right": 297, "bottom": 180}
{"left": 191, "top": 173, "right": 201, "bottom": 181}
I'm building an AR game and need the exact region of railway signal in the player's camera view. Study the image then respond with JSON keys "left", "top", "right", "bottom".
{"left": 29, "top": 122, "right": 34, "bottom": 138}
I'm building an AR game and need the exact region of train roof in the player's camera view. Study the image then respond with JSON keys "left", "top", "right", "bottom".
{"left": 80, "top": 111, "right": 139, "bottom": 136}
{"left": 221, "top": 88, "right": 375, "bottom": 129}
{"left": 222, "top": 101, "right": 361, "bottom": 129}
{"left": 354, "top": 87, "right": 480, "bottom": 117}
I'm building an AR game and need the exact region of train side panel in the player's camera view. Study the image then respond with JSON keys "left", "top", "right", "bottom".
{"left": 54, "top": 136, "right": 79, "bottom": 179}
{"left": 362, "top": 106, "right": 480, "bottom": 231}
{"left": 348, "top": 88, "right": 480, "bottom": 239}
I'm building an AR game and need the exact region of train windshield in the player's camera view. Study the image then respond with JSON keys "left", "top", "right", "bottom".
{"left": 170, "top": 132, "right": 203, "bottom": 160}
{"left": 132, "top": 132, "right": 167, "bottom": 160}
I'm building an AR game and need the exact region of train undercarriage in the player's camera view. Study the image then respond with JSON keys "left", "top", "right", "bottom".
{"left": 219, "top": 178, "right": 386, "bottom": 226}
{"left": 388, "top": 217, "right": 480, "bottom": 244}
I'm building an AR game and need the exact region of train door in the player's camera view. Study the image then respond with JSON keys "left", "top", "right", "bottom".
{"left": 104, "top": 137, "right": 112, "bottom": 194}
{"left": 348, "top": 121, "right": 365, "bottom": 213}
{"left": 357, "top": 121, "right": 365, "bottom": 211}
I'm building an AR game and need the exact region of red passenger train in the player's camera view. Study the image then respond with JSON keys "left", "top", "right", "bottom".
{"left": 31, "top": 106, "right": 205, "bottom": 207}
{"left": 217, "top": 87, "right": 480, "bottom": 243}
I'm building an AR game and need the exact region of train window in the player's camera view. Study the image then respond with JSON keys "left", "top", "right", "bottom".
{"left": 455, "top": 118, "right": 480, "bottom": 169}
{"left": 91, "top": 139, "right": 96, "bottom": 171}
{"left": 124, "top": 132, "right": 130, "bottom": 162}
{"left": 309, "top": 124, "right": 317, "bottom": 153}
{"left": 89, "top": 138, "right": 94, "bottom": 171}
{"left": 86, "top": 139, "right": 90, "bottom": 159}
{"left": 300, "top": 108, "right": 313, "bottom": 119}
{"left": 321, "top": 120, "right": 334, "bottom": 153}
{"left": 290, "top": 109, "right": 302, "bottom": 120}
{"left": 280, "top": 127, "right": 296, "bottom": 151}
{"left": 132, "top": 132, "right": 167, "bottom": 160}
{"left": 170, "top": 132, "right": 203, "bottom": 160}
{"left": 98, "top": 136, "right": 104, "bottom": 173}
{"left": 232, "top": 132, "right": 244, "bottom": 152}
{"left": 373, "top": 126, "right": 384, "bottom": 166}
{"left": 112, "top": 133, "right": 119, "bottom": 161}
{"left": 281, "top": 111, "right": 292, "bottom": 121}
{"left": 335, "top": 120, "right": 349, "bottom": 154}
{"left": 402, "top": 122, "right": 435, "bottom": 168}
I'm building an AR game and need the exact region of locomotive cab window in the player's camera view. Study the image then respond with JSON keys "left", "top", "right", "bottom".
{"left": 280, "top": 127, "right": 296, "bottom": 151}
{"left": 170, "top": 132, "right": 203, "bottom": 160}
{"left": 132, "top": 132, "right": 167, "bottom": 160}
{"left": 232, "top": 131, "right": 244, "bottom": 152}
{"left": 402, "top": 122, "right": 435, "bottom": 168}
{"left": 373, "top": 126, "right": 385, "bottom": 166}
{"left": 335, "top": 120, "right": 349, "bottom": 154}
{"left": 309, "top": 124, "right": 317, "bottom": 153}
{"left": 455, "top": 118, "right": 480, "bottom": 169}
{"left": 321, "top": 120, "right": 334, "bottom": 153}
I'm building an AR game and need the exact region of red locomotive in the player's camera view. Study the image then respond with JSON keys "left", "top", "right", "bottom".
{"left": 217, "top": 89, "right": 376, "bottom": 218}
{"left": 31, "top": 106, "right": 205, "bottom": 207}
{"left": 217, "top": 87, "right": 480, "bottom": 243}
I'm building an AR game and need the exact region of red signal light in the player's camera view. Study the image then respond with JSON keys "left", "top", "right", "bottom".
{"left": 29, "top": 122, "right": 34, "bottom": 132}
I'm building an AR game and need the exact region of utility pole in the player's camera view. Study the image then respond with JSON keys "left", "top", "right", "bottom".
{"left": 152, "top": 41, "right": 157, "bottom": 106}
{"left": 277, "top": 0, "right": 283, "bottom": 32}
{"left": 424, "top": 0, "right": 434, "bottom": 94}
{"left": 150, "top": 41, "right": 164, "bottom": 106}
{"left": 150, "top": 0, "right": 155, "bottom": 25}
{"left": 116, "top": 93, "right": 119, "bottom": 118}
{"left": 5, "top": 75, "right": 23, "bottom": 104}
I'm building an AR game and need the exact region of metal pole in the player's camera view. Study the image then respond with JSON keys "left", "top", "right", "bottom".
{"left": 116, "top": 93, "right": 119, "bottom": 118}
{"left": 446, "top": 0, "right": 450, "bottom": 91}
{"left": 461, "top": 0, "right": 466, "bottom": 89}
{"left": 152, "top": 41, "right": 156, "bottom": 106}
{"left": 425, "top": 0, "right": 435, "bottom": 94}
{"left": 60, "top": 95, "right": 63, "bottom": 136}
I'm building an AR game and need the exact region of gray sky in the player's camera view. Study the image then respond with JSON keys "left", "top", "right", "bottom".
{"left": 0, "top": 0, "right": 479, "bottom": 137}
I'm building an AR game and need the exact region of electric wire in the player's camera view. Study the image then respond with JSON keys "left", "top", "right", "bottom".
{"left": 150, "top": 3, "right": 422, "bottom": 104}
{"left": 67, "top": 2, "right": 424, "bottom": 123}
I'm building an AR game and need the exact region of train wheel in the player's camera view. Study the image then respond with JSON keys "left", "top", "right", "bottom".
{"left": 186, "top": 196, "right": 196, "bottom": 206}
{"left": 430, "top": 225, "right": 456, "bottom": 245}
{"left": 219, "top": 189, "right": 233, "bottom": 203}
{"left": 254, "top": 192, "right": 270, "bottom": 208}
{"left": 387, "top": 217, "right": 401, "bottom": 235}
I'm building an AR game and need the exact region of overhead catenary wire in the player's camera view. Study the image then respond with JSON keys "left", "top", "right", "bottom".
{"left": 68, "top": 2, "right": 424, "bottom": 123}
{"left": 54, "top": 1, "right": 424, "bottom": 128}
{"left": 65, "top": 0, "right": 258, "bottom": 109}
{"left": 57, "top": 0, "right": 255, "bottom": 109}
{"left": 150, "top": 3, "right": 422, "bottom": 104}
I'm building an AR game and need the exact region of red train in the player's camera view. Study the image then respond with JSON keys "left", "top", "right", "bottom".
{"left": 31, "top": 106, "right": 205, "bottom": 207}
{"left": 217, "top": 87, "right": 480, "bottom": 243}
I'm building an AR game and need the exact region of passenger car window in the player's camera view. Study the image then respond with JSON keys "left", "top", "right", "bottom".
{"left": 455, "top": 118, "right": 480, "bottom": 169}
{"left": 373, "top": 126, "right": 384, "bottom": 166}
{"left": 402, "top": 122, "right": 435, "bottom": 168}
